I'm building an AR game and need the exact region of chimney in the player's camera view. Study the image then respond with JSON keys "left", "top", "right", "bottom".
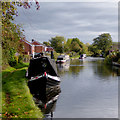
{"left": 32, "top": 39, "right": 34, "bottom": 42}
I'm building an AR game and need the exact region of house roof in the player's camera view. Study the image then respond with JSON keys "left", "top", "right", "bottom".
{"left": 22, "top": 39, "right": 53, "bottom": 49}
{"left": 21, "top": 39, "right": 33, "bottom": 46}
{"left": 31, "top": 40, "right": 45, "bottom": 46}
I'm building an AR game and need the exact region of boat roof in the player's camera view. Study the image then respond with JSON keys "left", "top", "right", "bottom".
{"left": 27, "top": 57, "right": 58, "bottom": 78}
{"left": 57, "top": 55, "right": 69, "bottom": 58}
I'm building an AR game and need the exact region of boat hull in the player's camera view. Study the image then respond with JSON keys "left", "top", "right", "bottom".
{"left": 28, "top": 74, "right": 60, "bottom": 96}
{"left": 56, "top": 60, "right": 66, "bottom": 63}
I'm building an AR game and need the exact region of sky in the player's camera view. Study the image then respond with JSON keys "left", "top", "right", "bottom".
{"left": 14, "top": 1, "right": 119, "bottom": 44}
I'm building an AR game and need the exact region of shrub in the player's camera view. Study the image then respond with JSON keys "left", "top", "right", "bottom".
{"left": 104, "top": 50, "right": 120, "bottom": 65}
{"left": 8, "top": 56, "right": 18, "bottom": 67}
{"left": 117, "top": 58, "right": 120, "bottom": 64}
{"left": 104, "top": 55, "right": 112, "bottom": 65}
{"left": 23, "top": 55, "right": 30, "bottom": 63}
{"left": 18, "top": 55, "right": 23, "bottom": 63}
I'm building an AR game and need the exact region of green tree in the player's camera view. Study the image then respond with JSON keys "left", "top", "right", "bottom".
{"left": 2, "top": 2, "right": 24, "bottom": 66}
{"left": 70, "top": 41, "right": 81, "bottom": 52}
{"left": 88, "top": 45, "right": 102, "bottom": 56}
{"left": 2, "top": 1, "right": 40, "bottom": 66}
{"left": 81, "top": 43, "right": 88, "bottom": 54}
{"left": 49, "top": 36, "right": 66, "bottom": 53}
{"left": 64, "top": 38, "right": 72, "bottom": 52}
{"left": 93, "top": 33, "right": 112, "bottom": 56}
{"left": 65, "top": 38, "right": 88, "bottom": 54}
{"left": 43, "top": 41, "right": 51, "bottom": 46}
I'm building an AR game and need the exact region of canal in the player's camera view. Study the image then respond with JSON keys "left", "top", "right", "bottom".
{"left": 49, "top": 57, "right": 119, "bottom": 118}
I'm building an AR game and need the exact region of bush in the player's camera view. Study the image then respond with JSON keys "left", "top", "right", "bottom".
{"left": 18, "top": 55, "right": 23, "bottom": 63}
{"left": 104, "top": 55, "right": 112, "bottom": 65}
{"left": 104, "top": 50, "right": 120, "bottom": 65}
{"left": 23, "top": 55, "right": 30, "bottom": 63}
{"left": 8, "top": 56, "right": 18, "bottom": 67}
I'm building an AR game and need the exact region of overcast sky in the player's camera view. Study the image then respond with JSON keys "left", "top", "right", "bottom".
{"left": 15, "top": 1, "right": 119, "bottom": 44}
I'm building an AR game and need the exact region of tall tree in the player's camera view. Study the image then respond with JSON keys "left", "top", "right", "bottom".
{"left": 65, "top": 38, "right": 88, "bottom": 54}
{"left": 43, "top": 41, "right": 51, "bottom": 46}
{"left": 88, "top": 44, "right": 102, "bottom": 56}
{"left": 2, "top": 1, "right": 40, "bottom": 66}
{"left": 49, "top": 36, "right": 66, "bottom": 53}
{"left": 64, "top": 38, "right": 72, "bottom": 52}
{"left": 2, "top": 2, "right": 24, "bottom": 65}
{"left": 92, "top": 33, "right": 112, "bottom": 56}
{"left": 70, "top": 41, "right": 81, "bottom": 52}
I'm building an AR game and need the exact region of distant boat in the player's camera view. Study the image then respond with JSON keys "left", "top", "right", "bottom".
{"left": 56, "top": 55, "right": 70, "bottom": 63}
{"left": 79, "top": 54, "right": 86, "bottom": 59}
{"left": 26, "top": 53, "right": 61, "bottom": 95}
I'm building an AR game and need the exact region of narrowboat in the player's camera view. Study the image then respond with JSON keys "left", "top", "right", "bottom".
{"left": 79, "top": 54, "right": 86, "bottom": 59}
{"left": 26, "top": 53, "right": 60, "bottom": 95}
{"left": 56, "top": 55, "right": 69, "bottom": 63}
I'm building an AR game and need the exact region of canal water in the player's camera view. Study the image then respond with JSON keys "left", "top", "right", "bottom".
{"left": 50, "top": 57, "right": 119, "bottom": 118}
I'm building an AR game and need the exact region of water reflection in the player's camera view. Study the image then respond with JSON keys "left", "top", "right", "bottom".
{"left": 72, "top": 57, "right": 120, "bottom": 77}
{"left": 57, "top": 59, "right": 85, "bottom": 75}
{"left": 69, "top": 59, "right": 84, "bottom": 75}
{"left": 94, "top": 63, "right": 120, "bottom": 78}
{"left": 54, "top": 57, "right": 118, "bottom": 118}
{"left": 57, "top": 61, "right": 70, "bottom": 72}
{"left": 33, "top": 85, "right": 61, "bottom": 118}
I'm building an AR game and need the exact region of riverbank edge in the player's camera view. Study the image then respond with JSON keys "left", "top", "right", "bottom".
{"left": 2, "top": 63, "right": 44, "bottom": 118}
{"left": 70, "top": 55, "right": 79, "bottom": 60}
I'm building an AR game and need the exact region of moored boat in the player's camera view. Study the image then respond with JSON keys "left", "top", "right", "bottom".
{"left": 26, "top": 54, "right": 60, "bottom": 95}
{"left": 79, "top": 54, "right": 86, "bottom": 59}
{"left": 56, "top": 55, "right": 69, "bottom": 63}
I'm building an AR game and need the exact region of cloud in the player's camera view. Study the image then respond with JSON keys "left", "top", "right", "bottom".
{"left": 30, "top": 29, "right": 59, "bottom": 35}
{"left": 15, "top": 2, "right": 118, "bottom": 44}
{"left": 37, "top": 0, "right": 119, "bottom": 2}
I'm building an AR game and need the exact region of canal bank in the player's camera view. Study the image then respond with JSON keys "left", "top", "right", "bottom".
{"left": 2, "top": 63, "right": 43, "bottom": 118}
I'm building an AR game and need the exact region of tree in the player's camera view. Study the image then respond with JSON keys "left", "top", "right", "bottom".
{"left": 92, "top": 33, "right": 112, "bottom": 56}
{"left": 86, "top": 43, "right": 90, "bottom": 47}
{"left": 64, "top": 38, "right": 72, "bottom": 52}
{"left": 49, "top": 36, "right": 66, "bottom": 53}
{"left": 88, "top": 44, "right": 102, "bottom": 56}
{"left": 65, "top": 38, "right": 88, "bottom": 54}
{"left": 43, "top": 41, "right": 51, "bottom": 46}
{"left": 2, "top": 1, "right": 40, "bottom": 66}
{"left": 70, "top": 41, "right": 81, "bottom": 53}
{"left": 81, "top": 43, "right": 88, "bottom": 54}
{"left": 2, "top": 2, "right": 25, "bottom": 65}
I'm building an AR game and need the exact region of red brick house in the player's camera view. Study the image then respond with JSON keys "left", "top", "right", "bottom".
{"left": 46, "top": 46, "right": 54, "bottom": 52}
{"left": 31, "top": 39, "right": 45, "bottom": 53}
{"left": 21, "top": 39, "right": 54, "bottom": 55}
{"left": 20, "top": 39, "right": 32, "bottom": 55}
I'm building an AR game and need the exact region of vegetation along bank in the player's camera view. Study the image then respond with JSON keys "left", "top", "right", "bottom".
{"left": 2, "top": 63, "right": 43, "bottom": 118}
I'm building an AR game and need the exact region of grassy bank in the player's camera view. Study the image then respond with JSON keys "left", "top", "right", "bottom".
{"left": 70, "top": 55, "right": 79, "bottom": 59}
{"left": 2, "top": 63, "right": 43, "bottom": 118}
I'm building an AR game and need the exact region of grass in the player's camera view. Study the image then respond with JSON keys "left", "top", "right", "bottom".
{"left": 70, "top": 55, "right": 80, "bottom": 59}
{"left": 2, "top": 63, "right": 43, "bottom": 118}
{"left": 13, "top": 62, "right": 29, "bottom": 69}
